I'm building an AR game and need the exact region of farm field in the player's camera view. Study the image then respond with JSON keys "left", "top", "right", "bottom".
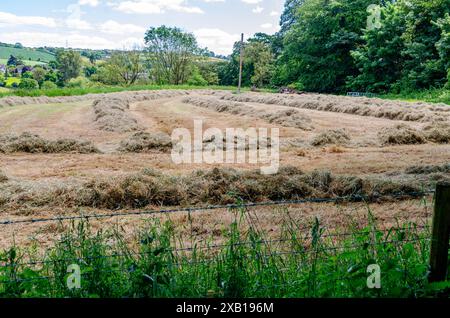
{"left": 0, "top": 89, "right": 449, "bottom": 246}
{"left": 0, "top": 46, "right": 54, "bottom": 64}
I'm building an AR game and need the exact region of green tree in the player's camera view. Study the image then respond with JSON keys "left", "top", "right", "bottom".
{"left": 18, "top": 78, "right": 39, "bottom": 89}
{"left": 31, "top": 66, "right": 48, "bottom": 87}
{"left": 276, "top": 0, "right": 380, "bottom": 93}
{"left": 244, "top": 41, "right": 274, "bottom": 87}
{"left": 144, "top": 26, "right": 200, "bottom": 85}
{"left": 56, "top": 50, "right": 82, "bottom": 83}
{"left": 103, "top": 51, "right": 142, "bottom": 86}
{"left": 348, "top": 2, "right": 407, "bottom": 92}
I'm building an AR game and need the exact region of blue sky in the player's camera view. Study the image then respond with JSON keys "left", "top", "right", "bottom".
{"left": 0, "top": 0, "right": 285, "bottom": 55}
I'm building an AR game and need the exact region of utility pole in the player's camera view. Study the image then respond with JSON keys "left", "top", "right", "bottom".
{"left": 238, "top": 33, "right": 244, "bottom": 94}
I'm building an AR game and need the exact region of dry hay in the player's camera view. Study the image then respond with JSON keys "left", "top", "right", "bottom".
{"left": 0, "top": 132, "right": 100, "bottom": 154}
{"left": 119, "top": 132, "right": 172, "bottom": 153}
{"left": 206, "top": 91, "right": 450, "bottom": 123}
{"left": 183, "top": 96, "right": 313, "bottom": 130}
{"left": 92, "top": 98, "right": 141, "bottom": 133}
{"left": 0, "top": 171, "right": 7, "bottom": 183}
{"left": 422, "top": 122, "right": 450, "bottom": 144}
{"left": 261, "top": 109, "right": 313, "bottom": 130}
{"left": 404, "top": 163, "right": 450, "bottom": 175}
{"left": 0, "top": 90, "right": 191, "bottom": 108}
{"left": 311, "top": 129, "right": 350, "bottom": 147}
{"left": 0, "top": 166, "right": 426, "bottom": 210}
{"left": 378, "top": 124, "right": 426, "bottom": 145}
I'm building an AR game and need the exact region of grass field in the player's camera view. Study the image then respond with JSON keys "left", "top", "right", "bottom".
{"left": 0, "top": 46, "right": 54, "bottom": 64}
{"left": 0, "top": 88, "right": 448, "bottom": 297}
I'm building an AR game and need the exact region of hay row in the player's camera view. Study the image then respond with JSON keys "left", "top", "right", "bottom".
{"left": 0, "top": 132, "right": 100, "bottom": 154}
{"left": 0, "top": 166, "right": 430, "bottom": 210}
{"left": 0, "top": 90, "right": 191, "bottom": 108}
{"left": 205, "top": 91, "right": 450, "bottom": 123}
{"left": 378, "top": 123, "right": 450, "bottom": 145}
{"left": 182, "top": 96, "right": 313, "bottom": 130}
{"left": 119, "top": 132, "right": 173, "bottom": 153}
{"left": 92, "top": 98, "right": 141, "bottom": 133}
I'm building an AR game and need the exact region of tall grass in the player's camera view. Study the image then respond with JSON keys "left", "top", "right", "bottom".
{"left": 0, "top": 204, "right": 448, "bottom": 298}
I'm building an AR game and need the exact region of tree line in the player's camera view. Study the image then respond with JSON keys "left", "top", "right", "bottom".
{"left": 220, "top": 0, "right": 450, "bottom": 94}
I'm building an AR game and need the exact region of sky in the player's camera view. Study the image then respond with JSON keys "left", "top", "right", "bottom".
{"left": 0, "top": 0, "right": 285, "bottom": 55}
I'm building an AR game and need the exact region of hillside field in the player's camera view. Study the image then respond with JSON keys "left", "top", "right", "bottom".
{"left": 0, "top": 46, "right": 54, "bottom": 64}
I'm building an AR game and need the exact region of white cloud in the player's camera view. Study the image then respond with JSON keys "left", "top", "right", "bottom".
{"left": 78, "top": 0, "right": 100, "bottom": 6}
{"left": 65, "top": 3, "right": 92, "bottom": 30}
{"left": 194, "top": 28, "right": 239, "bottom": 55}
{"left": 0, "top": 11, "right": 57, "bottom": 28}
{"left": 99, "top": 20, "right": 146, "bottom": 35}
{"left": 241, "top": 0, "right": 262, "bottom": 4}
{"left": 0, "top": 30, "right": 146, "bottom": 50}
{"left": 260, "top": 23, "right": 272, "bottom": 29}
{"left": 111, "top": 0, "right": 204, "bottom": 14}
{"left": 270, "top": 11, "right": 279, "bottom": 16}
{"left": 252, "top": 6, "right": 264, "bottom": 14}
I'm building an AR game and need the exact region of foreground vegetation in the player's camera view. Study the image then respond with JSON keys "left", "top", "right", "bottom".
{"left": 0, "top": 204, "right": 447, "bottom": 298}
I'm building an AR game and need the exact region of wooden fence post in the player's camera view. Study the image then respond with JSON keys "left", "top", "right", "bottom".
{"left": 429, "top": 182, "right": 450, "bottom": 282}
{"left": 237, "top": 33, "right": 244, "bottom": 94}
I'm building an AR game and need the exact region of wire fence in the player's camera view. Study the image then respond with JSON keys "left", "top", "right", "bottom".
{"left": 0, "top": 189, "right": 438, "bottom": 295}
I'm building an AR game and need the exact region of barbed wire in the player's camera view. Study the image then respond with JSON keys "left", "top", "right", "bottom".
{"left": 0, "top": 225, "right": 431, "bottom": 269}
{"left": 0, "top": 190, "right": 435, "bottom": 226}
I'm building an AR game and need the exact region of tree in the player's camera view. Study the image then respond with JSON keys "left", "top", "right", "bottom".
{"left": 279, "top": 0, "right": 305, "bottom": 35}
{"left": 348, "top": 2, "right": 407, "bottom": 92}
{"left": 7, "top": 55, "right": 19, "bottom": 67}
{"left": 103, "top": 51, "right": 143, "bottom": 86}
{"left": 56, "top": 50, "right": 82, "bottom": 83}
{"left": 32, "top": 66, "right": 48, "bottom": 87}
{"left": 144, "top": 26, "right": 200, "bottom": 85}
{"left": 276, "top": 0, "right": 380, "bottom": 93}
{"left": 18, "top": 78, "right": 39, "bottom": 89}
{"left": 244, "top": 41, "right": 274, "bottom": 87}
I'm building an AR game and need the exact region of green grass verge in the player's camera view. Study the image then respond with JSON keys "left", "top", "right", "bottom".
{"left": 380, "top": 88, "right": 450, "bottom": 105}
{"left": 0, "top": 206, "right": 446, "bottom": 298}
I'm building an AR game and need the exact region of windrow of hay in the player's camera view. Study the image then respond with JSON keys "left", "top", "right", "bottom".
{"left": 0, "top": 90, "right": 191, "bottom": 108}
{"left": 182, "top": 96, "right": 313, "bottom": 130}
{"left": 378, "top": 124, "right": 426, "bottom": 145}
{"left": 205, "top": 91, "right": 450, "bottom": 123}
{"left": 311, "top": 129, "right": 350, "bottom": 146}
{"left": 404, "top": 163, "right": 450, "bottom": 175}
{"left": 92, "top": 98, "right": 141, "bottom": 133}
{"left": 0, "top": 166, "right": 426, "bottom": 210}
{"left": 119, "top": 132, "right": 172, "bottom": 153}
{"left": 422, "top": 122, "right": 450, "bottom": 144}
{"left": 0, "top": 132, "right": 100, "bottom": 154}
{"left": 0, "top": 171, "right": 7, "bottom": 183}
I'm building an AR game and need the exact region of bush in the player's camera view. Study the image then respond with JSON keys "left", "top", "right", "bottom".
{"left": 187, "top": 68, "right": 208, "bottom": 86}
{"left": 67, "top": 76, "right": 91, "bottom": 88}
{"left": 41, "top": 81, "right": 58, "bottom": 90}
{"left": 21, "top": 71, "right": 33, "bottom": 79}
{"left": 18, "top": 78, "right": 39, "bottom": 90}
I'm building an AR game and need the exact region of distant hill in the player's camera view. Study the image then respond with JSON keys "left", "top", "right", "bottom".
{"left": 0, "top": 44, "right": 55, "bottom": 64}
